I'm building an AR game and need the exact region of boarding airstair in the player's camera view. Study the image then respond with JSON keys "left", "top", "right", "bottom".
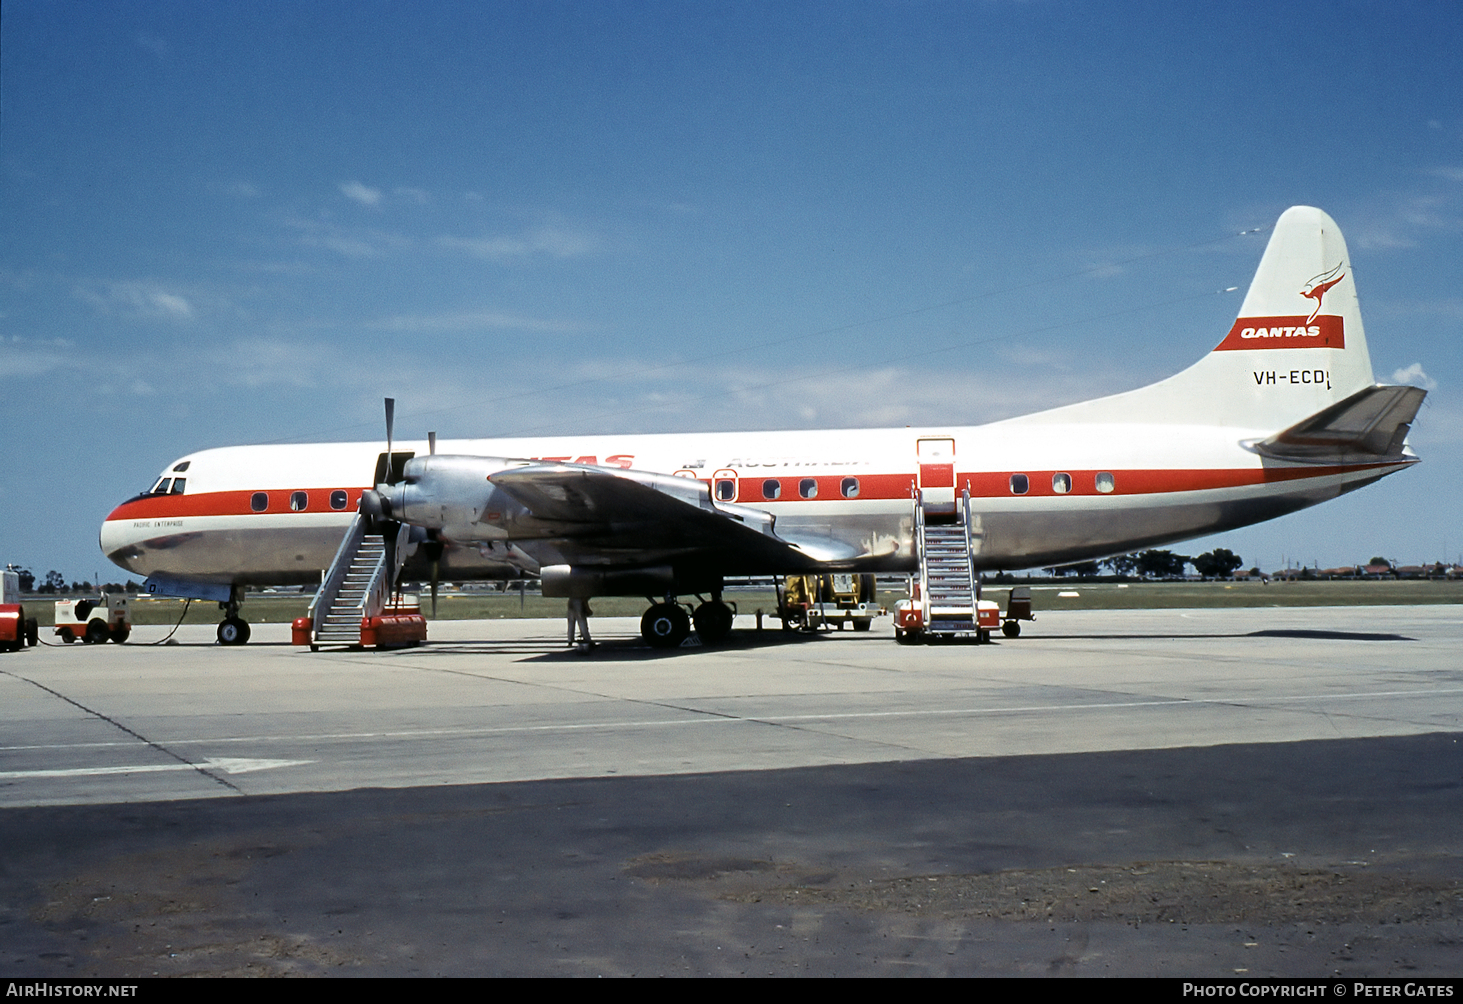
{"left": 915, "top": 488, "right": 982, "bottom": 637}
{"left": 305, "top": 512, "right": 418, "bottom": 649}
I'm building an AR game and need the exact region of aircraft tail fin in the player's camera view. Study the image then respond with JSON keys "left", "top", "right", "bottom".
{"left": 1024, "top": 206, "right": 1395, "bottom": 432}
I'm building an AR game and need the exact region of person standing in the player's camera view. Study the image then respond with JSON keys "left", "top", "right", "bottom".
{"left": 567, "top": 597, "right": 594, "bottom": 650}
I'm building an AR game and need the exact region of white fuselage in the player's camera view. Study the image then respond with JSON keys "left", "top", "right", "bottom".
{"left": 99, "top": 417, "right": 1410, "bottom": 587}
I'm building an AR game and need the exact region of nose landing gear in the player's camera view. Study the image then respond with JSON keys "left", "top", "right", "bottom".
{"left": 217, "top": 590, "right": 251, "bottom": 645}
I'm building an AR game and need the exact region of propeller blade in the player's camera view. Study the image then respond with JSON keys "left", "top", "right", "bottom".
{"left": 428, "top": 431, "right": 436, "bottom": 455}
{"left": 384, "top": 397, "right": 395, "bottom": 472}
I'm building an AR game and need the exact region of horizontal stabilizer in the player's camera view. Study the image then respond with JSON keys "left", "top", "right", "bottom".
{"left": 1251, "top": 385, "right": 1426, "bottom": 464}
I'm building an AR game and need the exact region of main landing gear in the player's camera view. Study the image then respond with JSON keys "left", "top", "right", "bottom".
{"left": 217, "top": 591, "right": 251, "bottom": 646}
{"left": 639, "top": 594, "right": 735, "bottom": 649}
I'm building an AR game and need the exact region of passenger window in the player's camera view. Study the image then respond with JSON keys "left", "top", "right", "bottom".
{"left": 1095, "top": 472, "right": 1115, "bottom": 494}
{"left": 841, "top": 477, "right": 859, "bottom": 499}
{"left": 251, "top": 492, "right": 268, "bottom": 512}
{"left": 799, "top": 478, "right": 818, "bottom": 499}
{"left": 1009, "top": 474, "right": 1029, "bottom": 495}
{"left": 330, "top": 490, "right": 348, "bottom": 510}
{"left": 170, "top": 479, "right": 186, "bottom": 495}
{"left": 715, "top": 479, "right": 736, "bottom": 502}
{"left": 290, "top": 491, "right": 308, "bottom": 511}
{"left": 762, "top": 479, "right": 782, "bottom": 500}
{"left": 1052, "top": 472, "right": 1071, "bottom": 494}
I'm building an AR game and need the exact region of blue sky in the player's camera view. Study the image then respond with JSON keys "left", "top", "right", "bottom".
{"left": 2, "top": 0, "right": 1459, "bottom": 582}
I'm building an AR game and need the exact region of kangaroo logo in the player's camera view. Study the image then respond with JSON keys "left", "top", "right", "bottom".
{"left": 1300, "top": 262, "right": 1345, "bottom": 324}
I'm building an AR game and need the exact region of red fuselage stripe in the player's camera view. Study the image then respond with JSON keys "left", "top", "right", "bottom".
{"left": 105, "top": 464, "right": 1393, "bottom": 523}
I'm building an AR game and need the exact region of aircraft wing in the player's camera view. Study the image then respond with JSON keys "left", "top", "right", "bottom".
{"left": 1252, "top": 384, "right": 1427, "bottom": 464}
{"left": 488, "top": 463, "right": 826, "bottom": 570}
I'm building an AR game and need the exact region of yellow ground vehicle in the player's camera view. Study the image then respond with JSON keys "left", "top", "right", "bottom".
{"left": 777, "top": 573, "right": 881, "bottom": 631}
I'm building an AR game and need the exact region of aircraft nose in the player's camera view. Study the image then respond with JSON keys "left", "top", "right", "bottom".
{"left": 99, "top": 512, "right": 147, "bottom": 573}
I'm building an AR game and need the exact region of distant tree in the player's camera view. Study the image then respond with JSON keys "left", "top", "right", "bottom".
{"left": 1368, "top": 556, "right": 1391, "bottom": 568}
{"left": 1103, "top": 554, "right": 1139, "bottom": 576}
{"left": 1135, "top": 549, "right": 1190, "bottom": 578}
{"left": 1193, "top": 548, "right": 1244, "bottom": 579}
{"left": 40, "top": 570, "right": 65, "bottom": 594}
{"left": 14, "top": 567, "right": 35, "bottom": 592}
{"left": 1064, "top": 560, "right": 1102, "bottom": 578}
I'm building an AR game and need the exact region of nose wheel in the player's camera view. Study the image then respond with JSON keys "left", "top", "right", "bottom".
{"left": 217, "top": 616, "right": 251, "bottom": 645}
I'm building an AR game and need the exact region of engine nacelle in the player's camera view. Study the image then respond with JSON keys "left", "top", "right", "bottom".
{"left": 369, "top": 455, "right": 525, "bottom": 542}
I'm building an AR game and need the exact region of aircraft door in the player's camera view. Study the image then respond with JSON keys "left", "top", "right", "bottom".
{"left": 916, "top": 438, "right": 956, "bottom": 515}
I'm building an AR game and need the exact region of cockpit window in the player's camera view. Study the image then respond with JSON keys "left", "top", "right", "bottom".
{"left": 152, "top": 478, "right": 172, "bottom": 495}
{"left": 172, "top": 461, "right": 191, "bottom": 473}
{"left": 170, "top": 479, "right": 186, "bottom": 495}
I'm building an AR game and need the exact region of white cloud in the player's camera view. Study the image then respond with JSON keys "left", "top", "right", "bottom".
{"left": 287, "top": 218, "right": 409, "bottom": 258}
{"left": 438, "top": 226, "right": 600, "bottom": 261}
{"left": 394, "top": 187, "right": 430, "bottom": 205}
{"left": 148, "top": 292, "right": 194, "bottom": 319}
{"left": 339, "top": 181, "right": 383, "bottom": 206}
{"left": 373, "top": 311, "right": 585, "bottom": 334}
{"left": 0, "top": 337, "right": 71, "bottom": 379}
{"left": 76, "top": 282, "right": 196, "bottom": 321}
{"left": 1391, "top": 362, "right": 1438, "bottom": 390}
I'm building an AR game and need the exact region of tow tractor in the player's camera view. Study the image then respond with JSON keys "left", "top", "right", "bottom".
{"left": 1, "top": 566, "right": 39, "bottom": 652}
{"left": 53, "top": 593, "right": 132, "bottom": 644}
{"left": 777, "top": 573, "right": 882, "bottom": 631}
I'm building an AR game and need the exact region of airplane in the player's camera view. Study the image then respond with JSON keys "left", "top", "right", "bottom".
{"left": 100, "top": 206, "right": 1427, "bottom": 647}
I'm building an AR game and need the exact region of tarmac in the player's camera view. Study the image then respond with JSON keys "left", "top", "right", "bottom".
{"left": 1, "top": 605, "right": 1459, "bottom": 976}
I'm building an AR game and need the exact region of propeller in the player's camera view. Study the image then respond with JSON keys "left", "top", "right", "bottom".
{"left": 377, "top": 398, "right": 402, "bottom": 602}
{"left": 385, "top": 397, "right": 395, "bottom": 468}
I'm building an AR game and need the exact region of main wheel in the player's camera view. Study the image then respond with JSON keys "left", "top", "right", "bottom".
{"left": 110, "top": 625, "right": 131, "bottom": 644}
{"left": 852, "top": 619, "right": 872, "bottom": 632}
{"left": 85, "top": 619, "right": 110, "bottom": 644}
{"left": 60, "top": 630, "right": 76, "bottom": 644}
{"left": 1002, "top": 620, "right": 1021, "bottom": 638}
{"left": 641, "top": 603, "right": 690, "bottom": 649}
{"left": 217, "top": 618, "right": 251, "bottom": 645}
{"left": 692, "top": 601, "right": 734, "bottom": 644}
